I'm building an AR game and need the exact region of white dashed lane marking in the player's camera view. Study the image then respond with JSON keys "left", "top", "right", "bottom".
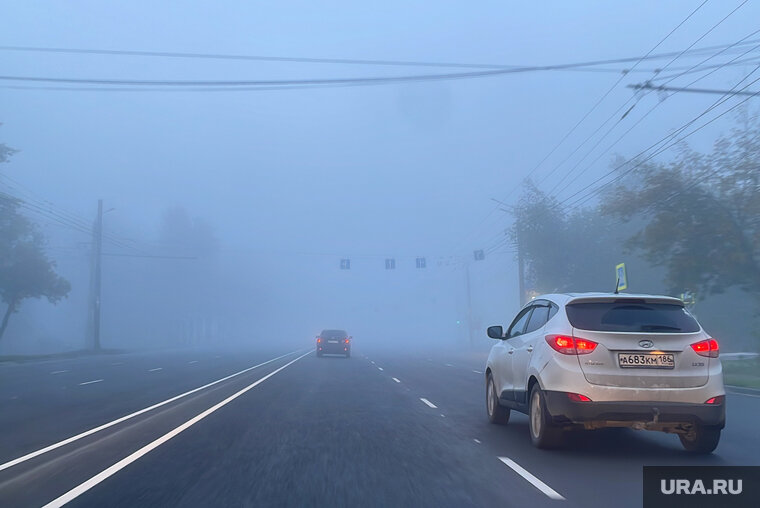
{"left": 188, "top": 361, "right": 198, "bottom": 365}
{"left": 392, "top": 377, "right": 401, "bottom": 383}
{"left": 79, "top": 379, "right": 103, "bottom": 386}
{"left": 473, "top": 439, "right": 481, "bottom": 444}
{"left": 420, "top": 398, "right": 437, "bottom": 409}
{"left": 473, "top": 370, "right": 483, "bottom": 374}
{"left": 377, "top": 367, "right": 383, "bottom": 371}
{"left": 50, "top": 370, "right": 69, "bottom": 375}
{"left": 498, "top": 457, "right": 565, "bottom": 500}
{"left": 148, "top": 368, "right": 162, "bottom": 372}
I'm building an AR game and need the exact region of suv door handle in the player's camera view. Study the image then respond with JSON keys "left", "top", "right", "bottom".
{"left": 508, "top": 348, "right": 515, "bottom": 354}
{"left": 527, "top": 346, "right": 534, "bottom": 353}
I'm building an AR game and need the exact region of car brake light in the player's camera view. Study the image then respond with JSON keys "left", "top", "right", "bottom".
{"left": 691, "top": 338, "right": 719, "bottom": 358}
{"left": 317, "top": 338, "right": 322, "bottom": 343}
{"left": 567, "top": 392, "right": 592, "bottom": 402}
{"left": 545, "top": 335, "right": 598, "bottom": 355}
{"left": 705, "top": 395, "right": 724, "bottom": 404}
{"left": 344, "top": 338, "right": 350, "bottom": 344}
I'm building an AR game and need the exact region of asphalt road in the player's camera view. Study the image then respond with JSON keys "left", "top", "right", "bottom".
{"left": 0, "top": 346, "right": 758, "bottom": 507}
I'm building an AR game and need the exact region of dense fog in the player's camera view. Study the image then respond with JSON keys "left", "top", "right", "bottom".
{"left": 2, "top": 1, "right": 759, "bottom": 357}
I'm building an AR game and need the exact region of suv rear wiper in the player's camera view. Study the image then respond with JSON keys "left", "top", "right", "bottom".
{"left": 640, "top": 324, "right": 681, "bottom": 331}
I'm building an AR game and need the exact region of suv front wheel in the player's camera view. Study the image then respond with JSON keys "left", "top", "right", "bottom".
{"left": 486, "top": 373, "right": 510, "bottom": 424}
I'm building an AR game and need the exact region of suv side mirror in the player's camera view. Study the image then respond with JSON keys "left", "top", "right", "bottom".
{"left": 487, "top": 326, "right": 504, "bottom": 339}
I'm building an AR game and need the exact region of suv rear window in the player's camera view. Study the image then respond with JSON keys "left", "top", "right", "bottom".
{"left": 565, "top": 301, "right": 700, "bottom": 333}
{"left": 321, "top": 330, "right": 347, "bottom": 338}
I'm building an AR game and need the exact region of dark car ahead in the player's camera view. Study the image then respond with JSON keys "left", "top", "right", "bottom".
{"left": 316, "top": 329, "right": 351, "bottom": 357}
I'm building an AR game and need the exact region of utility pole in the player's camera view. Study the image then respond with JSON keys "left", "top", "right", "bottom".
{"left": 516, "top": 228, "right": 525, "bottom": 306}
{"left": 465, "top": 261, "right": 474, "bottom": 349}
{"left": 92, "top": 199, "right": 103, "bottom": 351}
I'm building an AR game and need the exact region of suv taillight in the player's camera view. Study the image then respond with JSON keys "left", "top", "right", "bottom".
{"left": 691, "top": 338, "right": 719, "bottom": 358}
{"left": 344, "top": 338, "right": 350, "bottom": 344}
{"left": 545, "top": 335, "right": 597, "bottom": 355}
{"left": 317, "top": 338, "right": 322, "bottom": 343}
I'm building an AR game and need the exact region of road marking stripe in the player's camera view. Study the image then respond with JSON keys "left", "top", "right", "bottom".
{"left": 148, "top": 368, "right": 162, "bottom": 372}
{"left": 78, "top": 379, "right": 103, "bottom": 386}
{"left": 445, "top": 363, "right": 454, "bottom": 367}
{"left": 42, "top": 351, "right": 311, "bottom": 508}
{"left": 0, "top": 349, "right": 303, "bottom": 473}
{"left": 188, "top": 360, "right": 198, "bottom": 364}
{"left": 420, "top": 398, "right": 437, "bottom": 409}
{"left": 110, "top": 362, "right": 123, "bottom": 366}
{"left": 392, "top": 377, "right": 401, "bottom": 383}
{"left": 473, "top": 370, "right": 483, "bottom": 374}
{"left": 473, "top": 439, "right": 481, "bottom": 444}
{"left": 498, "top": 457, "right": 565, "bottom": 500}
{"left": 50, "top": 370, "right": 69, "bottom": 375}
{"left": 377, "top": 367, "right": 384, "bottom": 371}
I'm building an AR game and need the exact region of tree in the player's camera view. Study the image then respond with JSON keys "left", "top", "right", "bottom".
{"left": 510, "top": 182, "right": 625, "bottom": 295}
{"left": 0, "top": 124, "right": 18, "bottom": 164}
{"left": 602, "top": 112, "right": 760, "bottom": 299}
{"left": 0, "top": 195, "right": 71, "bottom": 341}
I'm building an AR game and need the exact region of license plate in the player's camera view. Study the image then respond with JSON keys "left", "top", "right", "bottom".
{"left": 327, "top": 340, "right": 339, "bottom": 343}
{"left": 618, "top": 352, "right": 675, "bottom": 369}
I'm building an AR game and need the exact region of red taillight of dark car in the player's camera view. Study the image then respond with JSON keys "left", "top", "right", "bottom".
{"left": 545, "top": 335, "right": 598, "bottom": 355}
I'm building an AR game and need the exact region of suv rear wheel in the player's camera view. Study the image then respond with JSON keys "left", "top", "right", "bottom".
{"left": 486, "top": 373, "right": 510, "bottom": 424}
{"left": 679, "top": 425, "right": 721, "bottom": 454}
{"left": 528, "top": 384, "right": 563, "bottom": 448}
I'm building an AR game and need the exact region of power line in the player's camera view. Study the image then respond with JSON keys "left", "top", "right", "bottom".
{"left": 4, "top": 38, "right": 760, "bottom": 70}
{"left": 439, "top": 0, "right": 716, "bottom": 257}
{"left": 562, "top": 69, "right": 760, "bottom": 211}
{"left": 628, "top": 82, "right": 760, "bottom": 96}
{"left": 545, "top": 0, "right": 748, "bottom": 198}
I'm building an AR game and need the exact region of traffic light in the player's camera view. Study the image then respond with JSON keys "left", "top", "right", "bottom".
{"left": 340, "top": 259, "right": 351, "bottom": 270}
{"left": 385, "top": 258, "right": 396, "bottom": 270}
{"left": 416, "top": 257, "right": 426, "bottom": 269}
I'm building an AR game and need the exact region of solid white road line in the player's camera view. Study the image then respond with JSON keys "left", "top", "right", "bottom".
{"left": 148, "top": 368, "right": 162, "bottom": 372}
{"left": 392, "top": 377, "right": 401, "bottom": 383}
{"left": 42, "top": 351, "right": 311, "bottom": 508}
{"left": 498, "top": 457, "right": 565, "bottom": 501}
{"left": 0, "top": 349, "right": 303, "bottom": 473}
{"left": 50, "top": 370, "right": 69, "bottom": 375}
{"left": 420, "top": 398, "right": 437, "bottom": 409}
{"left": 78, "top": 379, "right": 103, "bottom": 386}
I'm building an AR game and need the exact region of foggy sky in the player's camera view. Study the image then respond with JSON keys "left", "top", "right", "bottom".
{"left": 2, "top": 1, "right": 758, "bottom": 352}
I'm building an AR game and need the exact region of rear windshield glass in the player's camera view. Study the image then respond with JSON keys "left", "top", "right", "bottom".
{"left": 321, "top": 330, "right": 347, "bottom": 338}
{"left": 565, "top": 302, "right": 700, "bottom": 333}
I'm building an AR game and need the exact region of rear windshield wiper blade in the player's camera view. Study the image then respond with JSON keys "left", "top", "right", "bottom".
{"left": 640, "top": 324, "right": 681, "bottom": 331}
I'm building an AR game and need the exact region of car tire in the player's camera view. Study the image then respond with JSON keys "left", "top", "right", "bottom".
{"left": 679, "top": 425, "right": 721, "bottom": 454}
{"left": 486, "top": 373, "right": 510, "bottom": 425}
{"left": 528, "top": 384, "right": 563, "bottom": 449}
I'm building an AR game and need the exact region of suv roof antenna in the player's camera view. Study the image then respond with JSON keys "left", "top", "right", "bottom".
{"left": 614, "top": 276, "right": 620, "bottom": 294}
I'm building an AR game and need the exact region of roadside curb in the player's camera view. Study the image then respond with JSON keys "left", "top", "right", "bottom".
{"left": 726, "top": 385, "right": 760, "bottom": 395}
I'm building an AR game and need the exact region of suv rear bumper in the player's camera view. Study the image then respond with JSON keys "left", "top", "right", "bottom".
{"left": 543, "top": 390, "right": 725, "bottom": 428}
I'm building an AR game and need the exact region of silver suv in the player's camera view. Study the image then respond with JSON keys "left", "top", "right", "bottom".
{"left": 485, "top": 293, "right": 725, "bottom": 453}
